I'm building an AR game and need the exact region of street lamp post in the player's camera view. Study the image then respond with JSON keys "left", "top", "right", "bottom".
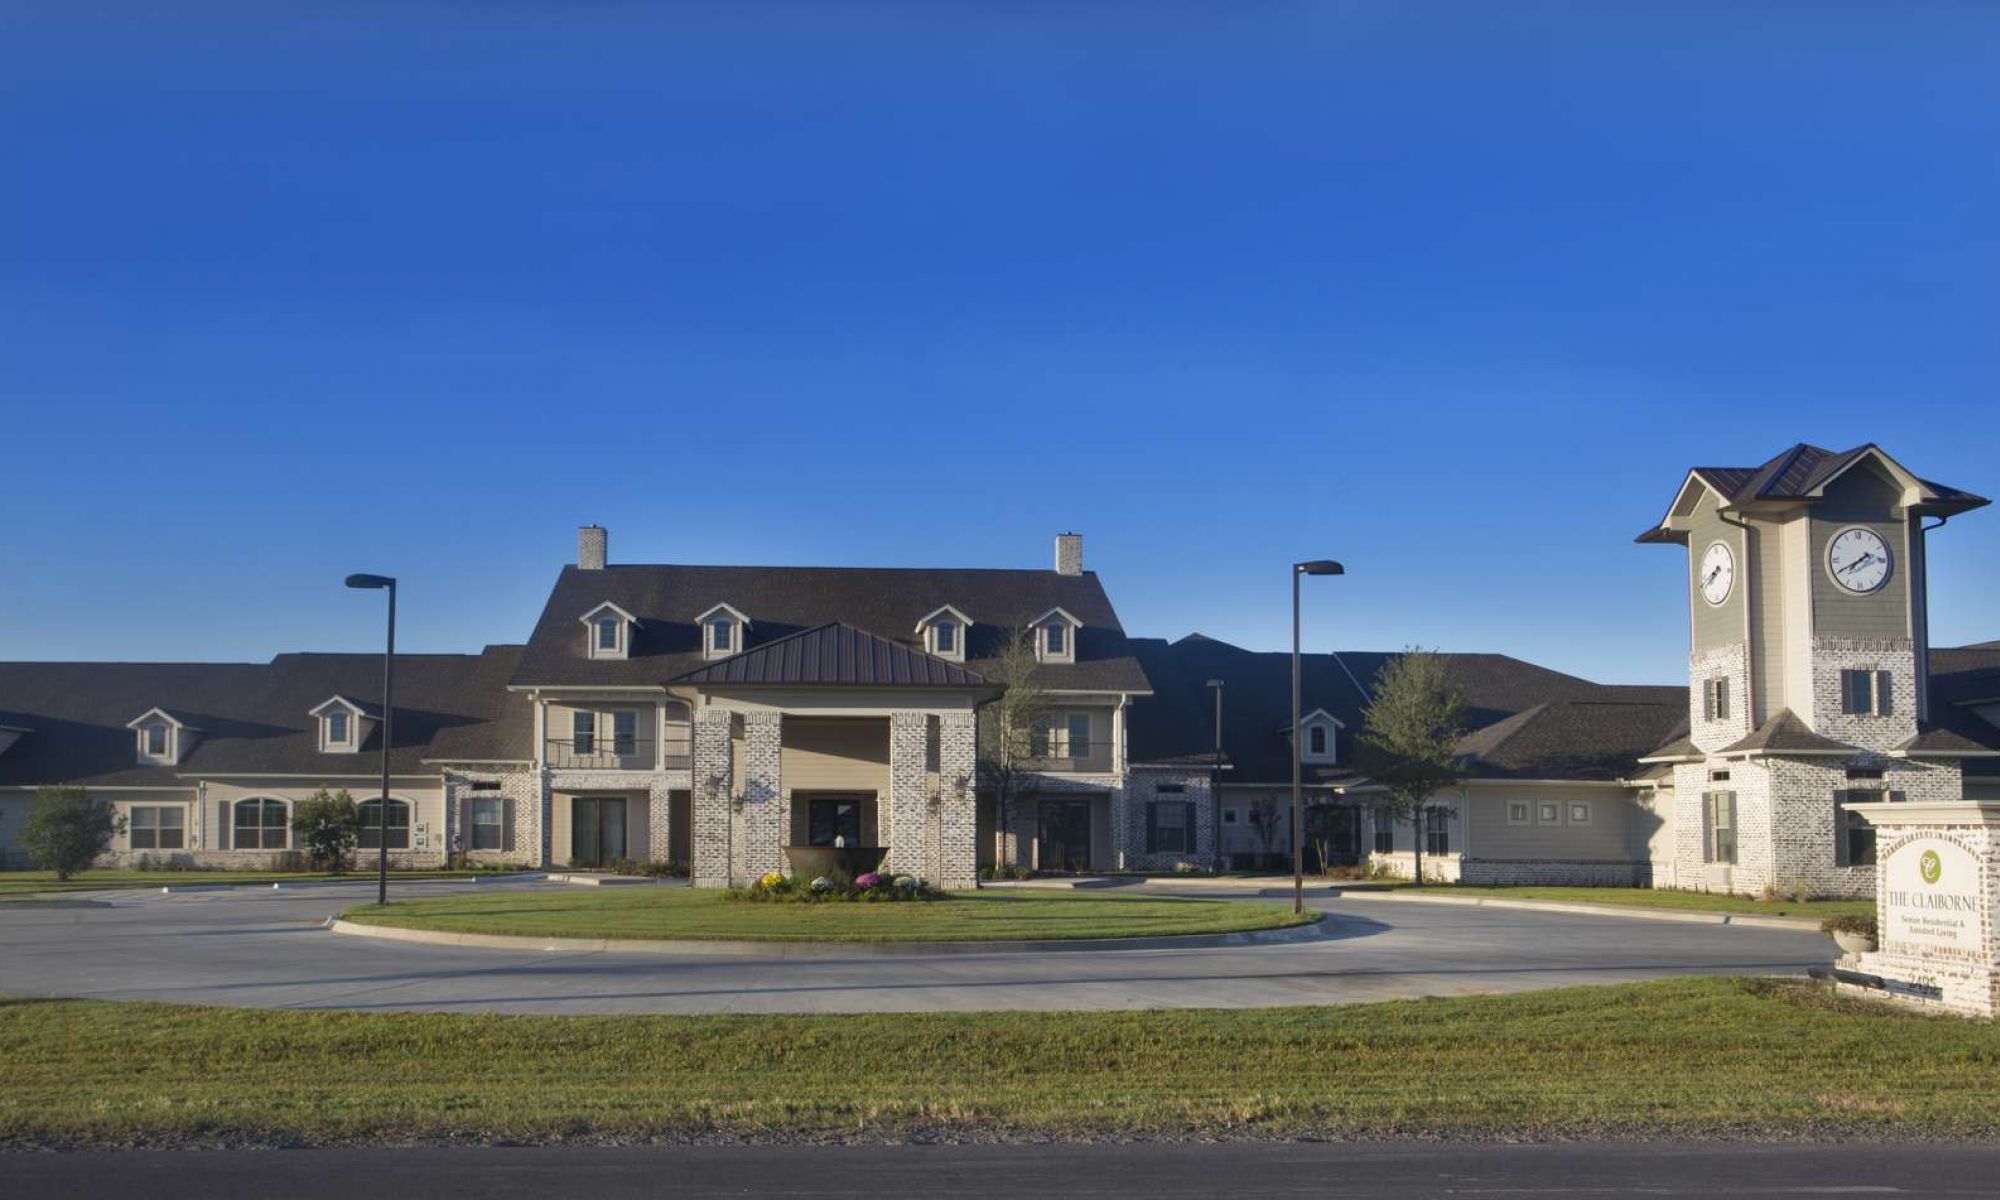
{"left": 1291, "top": 559, "right": 1344, "bottom": 915}
{"left": 344, "top": 573, "right": 397, "bottom": 907}
{"left": 1206, "top": 679, "right": 1224, "bottom": 874}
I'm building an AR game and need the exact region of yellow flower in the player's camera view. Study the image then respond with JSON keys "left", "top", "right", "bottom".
{"left": 758, "top": 871, "right": 785, "bottom": 888}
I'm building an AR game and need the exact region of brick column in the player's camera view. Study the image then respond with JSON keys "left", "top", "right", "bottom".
{"left": 934, "top": 711, "right": 979, "bottom": 887}
{"left": 886, "top": 711, "right": 930, "bottom": 879}
{"left": 691, "top": 708, "right": 734, "bottom": 887}
{"left": 740, "top": 711, "right": 785, "bottom": 882}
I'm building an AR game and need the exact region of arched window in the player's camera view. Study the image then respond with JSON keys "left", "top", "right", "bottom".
{"left": 356, "top": 798, "right": 412, "bottom": 850}
{"left": 232, "top": 797, "right": 288, "bottom": 850}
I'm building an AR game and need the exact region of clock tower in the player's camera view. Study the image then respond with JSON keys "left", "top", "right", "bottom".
{"left": 1638, "top": 444, "right": 1988, "bottom": 897}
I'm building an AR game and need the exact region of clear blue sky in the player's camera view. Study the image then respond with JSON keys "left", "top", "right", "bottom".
{"left": 2, "top": 4, "right": 1995, "bottom": 684}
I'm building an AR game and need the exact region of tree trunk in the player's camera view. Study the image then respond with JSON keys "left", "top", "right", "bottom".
{"left": 1412, "top": 807, "right": 1425, "bottom": 888}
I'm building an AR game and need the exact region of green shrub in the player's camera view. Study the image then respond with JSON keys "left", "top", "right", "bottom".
{"left": 1821, "top": 912, "right": 1878, "bottom": 937}
{"left": 291, "top": 789, "right": 361, "bottom": 873}
{"left": 21, "top": 787, "right": 122, "bottom": 881}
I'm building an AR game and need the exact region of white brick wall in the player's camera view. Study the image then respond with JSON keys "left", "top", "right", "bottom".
{"left": 1689, "top": 641, "right": 1750, "bottom": 754}
{"left": 1808, "top": 637, "right": 1919, "bottom": 752}
{"left": 690, "top": 708, "right": 734, "bottom": 887}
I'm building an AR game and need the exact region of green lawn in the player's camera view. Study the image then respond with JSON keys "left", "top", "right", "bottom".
{"left": 2, "top": 978, "right": 1994, "bottom": 1148}
{"left": 0, "top": 868, "right": 531, "bottom": 897}
{"left": 344, "top": 888, "right": 1311, "bottom": 943}
{"left": 1384, "top": 883, "right": 1872, "bottom": 919}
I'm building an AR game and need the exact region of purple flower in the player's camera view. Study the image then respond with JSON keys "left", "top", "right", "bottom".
{"left": 854, "top": 872, "right": 884, "bottom": 889}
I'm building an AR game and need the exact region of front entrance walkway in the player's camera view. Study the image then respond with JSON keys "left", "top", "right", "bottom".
{"left": 0, "top": 879, "right": 1833, "bottom": 1014}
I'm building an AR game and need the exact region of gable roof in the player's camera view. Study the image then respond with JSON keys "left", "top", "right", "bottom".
{"left": 1451, "top": 695, "right": 1691, "bottom": 781}
{"left": 511, "top": 564, "right": 1149, "bottom": 693}
{"left": 1638, "top": 443, "right": 1988, "bottom": 543}
{"left": 1126, "top": 635, "right": 1673, "bottom": 784}
{"left": 1714, "top": 709, "right": 1858, "bottom": 757}
{"left": 670, "top": 623, "right": 993, "bottom": 688}
{"left": 0, "top": 645, "right": 531, "bottom": 787}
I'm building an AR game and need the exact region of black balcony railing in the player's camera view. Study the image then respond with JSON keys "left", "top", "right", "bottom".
{"left": 545, "top": 732, "right": 693, "bottom": 771}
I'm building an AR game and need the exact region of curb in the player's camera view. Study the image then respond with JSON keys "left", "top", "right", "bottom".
{"left": 156, "top": 873, "right": 549, "bottom": 896}
{"left": 1325, "top": 890, "right": 1829, "bottom": 932}
{"left": 327, "top": 912, "right": 1331, "bottom": 958}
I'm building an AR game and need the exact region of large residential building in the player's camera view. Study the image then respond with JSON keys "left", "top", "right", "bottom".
{"left": 2, "top": 444, "right": 1996, "bottom": 895}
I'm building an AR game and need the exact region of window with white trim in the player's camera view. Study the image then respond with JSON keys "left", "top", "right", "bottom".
{"left": 709, "top": 617, "right": 734, "bottom": 654}
{"left": 1567, "top": 801, "right": 1591, "bottom": 826}
{"left": 469, "top": 797, "right": 504, "bottom": 851}
{"left": 571, "top": 710, "right": 595, "bottom": 755}
{"left": 326, "top": 709, "right": 350, "bottom": 746}
{"left": 357, "top": 798, "right": 411, "bottom": 850}
{"left": 595, "top": 615, "right": 620, "bottom": 652}
{"left": 1372, "top": 808, "right": 1395, "bottom": 854}
{"left": 1043, "top": 623, "right": 1065, "bottom": 656}
{"left": 1702, "top": 790, "right": 1737, "bottom": 865}
{"left": 1536, "top": 800, "right": 1561, "bottom": 825}
{"left": 1506, "top": 801, "right": 1530, "bottom": 826}
{"left": 1841, "top": 669, "right": 1893, "bottom": 716}
{"left": 933, "top": 619, "right": 956, "bottom": 655}
{"left": 129, "top": 806, "right": 184, "bottom": 850}
{"left": 1702, "top": 677, "right": 1730, "bottom": 722}
{"left": 143, "top": 722, "right": 170, "bottom": 757}
{"left": 1424, "top": 813, "right": 1450, "bottom": 856}
{"left": 232, "top": 798, "right": 288, "bottom": 850}
{"left": 1308, "top": 724, "right": 1327, "bottom": 756}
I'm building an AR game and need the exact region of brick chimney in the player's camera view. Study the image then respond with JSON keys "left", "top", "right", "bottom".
{"left": 1054, "top": 532, "right": 1083, "bottom": 576}
{"left": 577, "top": 524, "right": 607, "bottom": 570}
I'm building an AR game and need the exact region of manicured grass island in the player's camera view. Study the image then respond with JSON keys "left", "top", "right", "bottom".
{"left": 1381, "top": 883, "right": 1873, "bottom": 920}
{"left": 0, "top": 868, "right": 530, "bottom": 898}
{"left": 3, "top": 978, "right": 1994, "bottom": 1148}
{"left": 342, "top": 887, "right": 1312, "bottom": 943}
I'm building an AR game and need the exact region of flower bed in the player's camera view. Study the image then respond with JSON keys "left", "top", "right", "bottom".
{"left": 729, "top": 869, "right": 938, "bottom": 903}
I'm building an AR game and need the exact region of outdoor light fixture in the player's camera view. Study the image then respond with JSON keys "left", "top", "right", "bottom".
{"left": 344, "top": 573, "right": 397, "bottom": 907}
{"left": 1292, "top": 559, "right": 1345, "bottom": 915}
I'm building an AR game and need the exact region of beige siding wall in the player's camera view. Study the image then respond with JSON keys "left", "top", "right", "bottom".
{"left": 1809, "top": 465, "right": 1911, "bottom": 640}
{"left": 1463, "top": 786, "right": 1635, "bottom": 860}
{"left": 1749, "top": 517, "right": 1789, "bottom": 725}
{"left": 1688, "top": 491, "right": 1746, "bottom": 652}
{"left": 780, "top": 717, "right": 890, "bottom": 793}
{"left": 1780, "top": 514, "right": 1815, "bottom": 720}
{"left": 204, "top": 781, "right": 446, "bottom": 855}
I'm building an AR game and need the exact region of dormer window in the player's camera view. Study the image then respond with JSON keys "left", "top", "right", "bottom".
{"left": 310, "top": 696, "right": 373, "bottom": 755}
{"left": 127, "top": 707, "right": 195, "bottom": 766}
{"left": 696, "top": 604, "right": 749, "bottom": 660}
{"left": 1289, "top": 708, "right": 1344, "bottom": 765}
{"left": 916, "top": 605, "right": 973, "bottom": 663}
{"left": 579, "top": 601, "right": 639, "bottom": 661}
{"left": 1031, "top": 608, "right": 1082, "bottom": 665}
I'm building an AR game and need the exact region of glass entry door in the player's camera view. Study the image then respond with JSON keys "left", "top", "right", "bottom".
{"left": 1037, "top": 799, "right": 1093, "bottom": 873}
{"left": 570, "top": 796, "right": 628, "bottom": 867}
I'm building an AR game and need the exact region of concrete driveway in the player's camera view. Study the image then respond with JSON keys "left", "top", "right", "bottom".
{"left": 0, "top": 879, "right": 1835, "bottom": 1014}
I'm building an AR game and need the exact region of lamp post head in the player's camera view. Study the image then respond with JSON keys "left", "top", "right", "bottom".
{"left": 1205, "top": 678, "right": 1224, "bottom": 690}
{"left": 1294, "top": 560, "right": 1345, "bottom": 576}
{"left": 345, "top": 573, "right": 396, "bottom": 590}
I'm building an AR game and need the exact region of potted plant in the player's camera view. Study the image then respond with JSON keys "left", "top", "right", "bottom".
{"left": 1821, "top": 912, "right": 1878, "bottom": 955}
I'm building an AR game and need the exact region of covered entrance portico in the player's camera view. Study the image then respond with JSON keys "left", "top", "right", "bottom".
{"left": 673, "top": 626, "right": 991, "bottom": 889}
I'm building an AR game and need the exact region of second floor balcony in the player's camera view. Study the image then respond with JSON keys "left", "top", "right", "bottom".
{"left": 545, "top": 727, "right": 693, "bottom": 772}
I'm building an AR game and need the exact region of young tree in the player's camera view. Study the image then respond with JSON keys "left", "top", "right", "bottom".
{"left": 976, "top": 624, "right": 1049, "bottom": 873}
{"left": 291, "top": 787, "right": 361, "bottom": 874}
{"left": 1358, "top": 647, "right": 1468, "bottom": 886}
{"left": 21, "top": 786, "right": 123, "bottom": 881}
{"left": 1246, "top": 796, "right": 1284, "bottom": 870}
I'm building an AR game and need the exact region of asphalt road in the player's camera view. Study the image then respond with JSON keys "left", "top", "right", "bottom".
{"left": 7, "top": 1143, "right": 1995, "bottom": 1199}
{"left": 0, "top": 879, "right": 1833, "bottom": 1013}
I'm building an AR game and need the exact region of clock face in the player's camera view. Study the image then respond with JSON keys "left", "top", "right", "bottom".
{"left": 1698, "top": 540, "right": 1735, "bottom": 606}
{"left": 1828, "top": 527, "right": 1892, "bottom": 594}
